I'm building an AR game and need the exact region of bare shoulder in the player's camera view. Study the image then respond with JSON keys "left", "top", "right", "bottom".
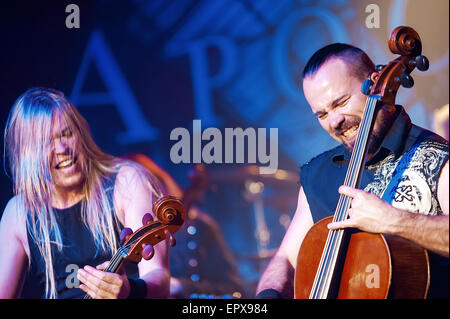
{"left": 2, "top": 196, "right": 19, "bottom": 217}
{"left": 0, "top": 195, "right": 30, "bottom": 297}
{"left": 2, "top": 196, "right": 26, "bottom": 230}
{"left": 115, "top": 162, "right": 148, "bottom": 187}
{"left": 113, "top": 162, "right": 156, "bottom": 224}
{"left": 0, "top": 195, "right": 29, "bottom": 255}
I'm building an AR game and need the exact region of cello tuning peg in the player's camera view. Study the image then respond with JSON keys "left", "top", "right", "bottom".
{"left": 412, "top": 55, "right": 429, "bottom": 71}
{"left": 396, "top": 73, "right": 414, "bottom": 88}
{"left": 142, "top": 244, "right": 155, "bottom": 260}
{"left": 375, "top": 64, "right": 385, "bottom": 72}
{"left": 361, "top": 79, "right": 373, "bottom": 95}
{"left": 120, "top": 227, "right": 133, "bottom": 244}
{"left": 165, "top": 230, "right": 176, "bottom": 247}
{"left": 169, "top": 235, "right": 176, "bottom": 247}
{"left": 142, "top": 213, "right": 153, "bottom": 225}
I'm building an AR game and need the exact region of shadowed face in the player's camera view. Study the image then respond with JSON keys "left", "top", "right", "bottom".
{"left": 50, "top": 113, "right": 84, "bottom": 191}
{"left": 303, "top": 57, "right": 395, "bottom": 155}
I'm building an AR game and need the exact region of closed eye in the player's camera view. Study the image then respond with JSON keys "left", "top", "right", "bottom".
{"left": 315, "top": 95, "right": 351, "bottom": 120}
{"left": 333, "top": 96, "right": 350, "bottom": 109}
{"left": 315, "top": 111, "right": 327, "bottom": 120}
{"left": 58, "top": 128, "right": 73, "bottom": 140}
{"left": 61, "top": 129, "right": 73, "bottom": 138}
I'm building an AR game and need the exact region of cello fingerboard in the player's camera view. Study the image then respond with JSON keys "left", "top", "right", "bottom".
{"left": 309, "top": 94, "right": 380, "bottom": 299}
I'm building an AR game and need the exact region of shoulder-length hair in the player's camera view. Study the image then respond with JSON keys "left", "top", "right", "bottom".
{"left": 4, "top": 87, "right": 162, "bottom": 298}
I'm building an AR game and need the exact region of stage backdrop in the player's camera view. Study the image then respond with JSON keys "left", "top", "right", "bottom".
{"left": 0, "top": 0, "right": 448, "bottom": 295}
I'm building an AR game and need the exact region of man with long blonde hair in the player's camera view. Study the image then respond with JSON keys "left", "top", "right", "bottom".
{"left": 0, "top": 87, "right": 170, "bottom": 299}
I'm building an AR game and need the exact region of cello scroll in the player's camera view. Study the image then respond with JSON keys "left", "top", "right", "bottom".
{"left": 361, "top": 26, "right": 429, "bottom": 105}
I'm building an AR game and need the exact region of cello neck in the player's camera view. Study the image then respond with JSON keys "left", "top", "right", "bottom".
{"left": 309, "top": 94, "right": 380, "bottom": 299}
{"left": 336, "top": 94, "right": 380, "bottom": 220}
{"left": 82, "top": 247, "right": 128, "bottom": 299}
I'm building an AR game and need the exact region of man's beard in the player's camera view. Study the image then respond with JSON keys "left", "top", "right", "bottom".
{"left": 339, "top": 107, "right": 397, "bottom": 157}
{"left": 341, "top": 128, "right": 385, "bottom": 156}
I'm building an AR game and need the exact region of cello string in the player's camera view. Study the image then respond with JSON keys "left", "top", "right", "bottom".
{"left": 322, "top": 96, "right": 378, "bottom": 297}
{"left": 331, "top": 96, "right": 375, "bottom": 223}
{"left": 310, "top": 97, "right": 372, "bottom": 298}
{"left": 334, "top": 95, "right": 377, "bottom": 223}
{"left": 317, "top": 111, "right": 370, "bottom": 297}
{"left": 82, "top": 250, "right": 123, "bottom": 299}
{"left": 83, "top": 246, "right": 129, "bottom": 299}
{"left": 316, "top": 96, "right": 377, "bottom": 297}
{"left": 310, "top": 95, "right": 378, "bottom": 298}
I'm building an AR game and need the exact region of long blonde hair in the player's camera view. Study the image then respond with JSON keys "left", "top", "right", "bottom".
{"left": 4, "top": 87, "right": 162, "bottom": 298}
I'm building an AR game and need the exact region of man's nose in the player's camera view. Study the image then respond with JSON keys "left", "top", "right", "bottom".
{"left": 328, "top": 111, "right": 345, "bottom": 131}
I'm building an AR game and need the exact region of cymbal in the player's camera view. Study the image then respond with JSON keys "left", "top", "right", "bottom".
{"left": 209, "top": 165, "right": 299, "bottom": 188}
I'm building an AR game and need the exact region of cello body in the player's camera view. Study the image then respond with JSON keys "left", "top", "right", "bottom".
{"left": 294, "top": 217, "right": 430, "bottom": 299}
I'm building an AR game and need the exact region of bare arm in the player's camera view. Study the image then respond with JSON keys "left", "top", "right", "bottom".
{"left": 117, "top": 164, "right": 170, "bottom": 298}
{"left": 0, "top": 197, "right": 29, "bottom": 298}
{"left": 392, "top": 160, "right": 449, "bottom": 256}
{"left": 256, "top": 187, "right": 314, "bottom": 298}
{"left": 329, "top": 160, "right": 449, "bottom": 257}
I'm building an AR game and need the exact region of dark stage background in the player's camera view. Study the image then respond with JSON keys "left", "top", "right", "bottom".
{"left": 0, "top": 0, "right": 448, "bottom": 297}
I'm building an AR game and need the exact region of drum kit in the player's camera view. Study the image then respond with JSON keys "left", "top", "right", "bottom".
{"left": 205, "top": 164, "right": 300, "bottom": 267}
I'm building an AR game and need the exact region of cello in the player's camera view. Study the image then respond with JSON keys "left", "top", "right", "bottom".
{"left": 294, "top": 26, "right": 431, "bottom": 299}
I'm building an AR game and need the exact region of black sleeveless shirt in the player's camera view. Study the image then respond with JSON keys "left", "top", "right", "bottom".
{"left": 21, "top": 173, "right": 137, "bottom": 299}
